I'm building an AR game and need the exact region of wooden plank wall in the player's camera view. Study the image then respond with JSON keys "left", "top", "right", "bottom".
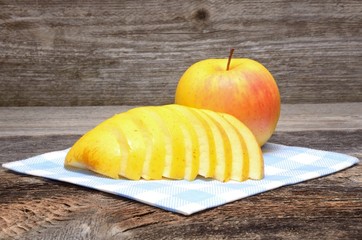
{"left": 0, "top": 0, "right": 361, "bottom": 106}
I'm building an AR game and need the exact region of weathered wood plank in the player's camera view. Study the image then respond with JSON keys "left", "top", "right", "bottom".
{"left": 1, "top": 103, "right": 361, "bottom": 137}
{"left": 0, "top": 105, "right": 134, "bottom": 137}
{"left": 1, "top": 0, "right": 361, "bottom": 106}
{"left": 0, "top": 131, "right": 360, "bottom": 240}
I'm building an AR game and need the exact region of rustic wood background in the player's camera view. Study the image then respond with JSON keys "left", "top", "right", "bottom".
{"left": 1, "top": 0, "right": 361, "bottom": 106}
{"left": 1, "top": 1, "right": 361, "bottom": 238}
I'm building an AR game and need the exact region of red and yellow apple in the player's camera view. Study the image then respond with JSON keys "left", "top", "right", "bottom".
{"left": 175, "top": 50, "right": 280, "bottom": 146}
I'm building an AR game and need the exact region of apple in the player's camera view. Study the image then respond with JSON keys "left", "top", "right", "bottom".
{"left": 175, "top": 49, "right": 280, "bottom": 146}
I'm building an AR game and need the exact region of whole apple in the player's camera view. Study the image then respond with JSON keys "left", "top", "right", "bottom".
{"left": 175, "top": 51, "right": 280, "bottom": 146}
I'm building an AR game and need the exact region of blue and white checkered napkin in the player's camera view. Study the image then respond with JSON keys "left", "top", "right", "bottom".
{"left": 2, "top": 143, "right": 359, "bottom": 215}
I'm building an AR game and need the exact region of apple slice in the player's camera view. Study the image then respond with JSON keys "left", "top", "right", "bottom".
{"left": 106, "top": 113, "right": 146, "bottom": 180}
{"left": 164, "top": 104, "right": 200, "bottom": 180}
{"left": 221, "top": 113, "right": 264, "bottom": 179}
{"left": 151, "top": 106, "right": 186, "bottom": 180}
{"left": 190, "top": 108, "right": 232, "bottom": 182}
{"left": 127, "top": 107, "right": 166, "bottom": 180}
{"left": 65, "top": 124, "right": 127, "bottom": 179}
{"left": 166, "top": 104, "right": 216, "bottom": 178}
{"left": 201, "top": 110, "right": 249, "bottom": 182}
{"left": 200, "top": 109, "right": 232, "bottom": 182}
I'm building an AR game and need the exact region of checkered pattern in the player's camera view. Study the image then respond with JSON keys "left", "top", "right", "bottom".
{"left": 2, "top": 143, "right": 359, "bottom": 215}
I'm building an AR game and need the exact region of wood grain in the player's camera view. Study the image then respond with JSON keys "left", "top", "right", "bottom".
{"left": 1, "top": 0, "right": 361, "bottom": 106}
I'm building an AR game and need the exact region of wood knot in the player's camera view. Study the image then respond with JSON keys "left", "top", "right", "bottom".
{"left": 193, "top": 8, "right": 209, "bottom": 22}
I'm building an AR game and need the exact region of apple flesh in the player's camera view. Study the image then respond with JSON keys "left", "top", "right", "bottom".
{"left": 175, "top": 57, "right": 280, "bottom": 146}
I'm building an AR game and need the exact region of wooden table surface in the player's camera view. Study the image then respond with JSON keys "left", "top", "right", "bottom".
{"left": 0, "top": 103, "right": 361, "bottom": 239}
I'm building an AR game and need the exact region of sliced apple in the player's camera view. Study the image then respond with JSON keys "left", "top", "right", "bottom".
{"left": 164, "top": 104, "right": 200, "bottom": 180}
{"left": 221, "top": 113, "right": 264, "bottom": 179}
{"left": 65, "top": 104, "right": 264, "bottom": 182}
{"left": 106, "top": 113, "right": 145, "bottom": 180}
{"left": 189, "top": 108, "right": 231, "bottom": 182}
{"left": 65, "top": 124, "right": 127, "bottom": 179}
{"left": 166, "top": 104, "right": 216, "bottom": 178}
{"left": 127, "top": 107, "right": 166, "bottom": 180}
{"left": 151, "top": 106, "right": 186, "bottom": 179}
{"left": 201, "top": 110, "right": 249, "bottom": 182}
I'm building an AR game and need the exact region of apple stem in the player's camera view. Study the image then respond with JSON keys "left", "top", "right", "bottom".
{"left": 226, "top": 48, "right": 235, "bottom": 71}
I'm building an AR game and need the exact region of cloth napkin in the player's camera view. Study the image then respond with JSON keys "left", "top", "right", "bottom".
{"left": 2, "top": 143, "right": 359, "bottom": 215}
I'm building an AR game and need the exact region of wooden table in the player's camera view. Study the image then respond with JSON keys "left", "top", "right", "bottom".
{"left": 0, "top": 103, "right": 361, "bottom": 239}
